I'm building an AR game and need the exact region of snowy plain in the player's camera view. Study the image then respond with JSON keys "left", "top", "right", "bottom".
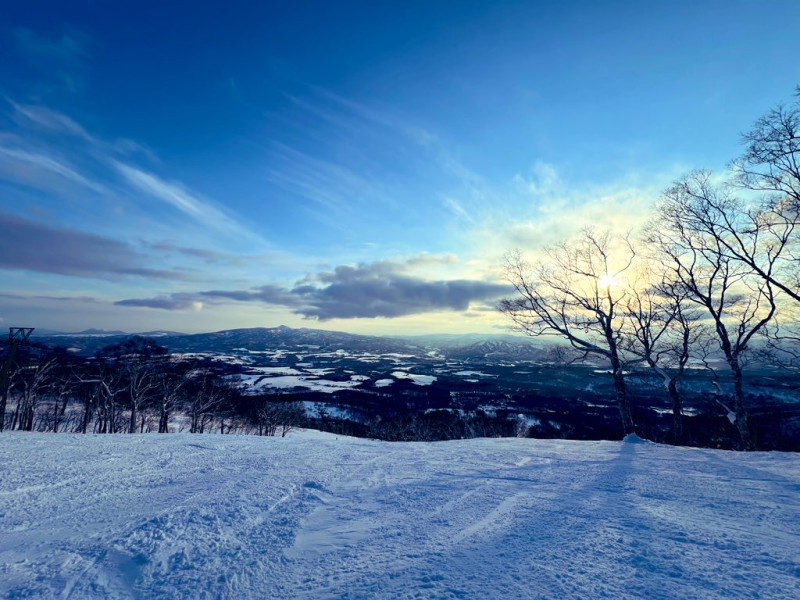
{"left": 0, "top": 432, "right": 798, "bottom": 600}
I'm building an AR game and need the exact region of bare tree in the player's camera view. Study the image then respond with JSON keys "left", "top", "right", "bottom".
{"left": 695, "top": 332, "right": 738, "bottom": 425}
{"left": 188, "top": 373, "right": 229, "bottom": 434}
{"left": 737, "top": 88, "right": 800, "bottom": 206}
{"left": 255, "top": 399, "right": 305, "bottom": 437}
{"left": 623, "top": 275, "right": 701, "bottom": 444}
{"left": 97, "top": 337, "right": 168, "bottom": 434}
{"left": 727, "top": 90, "right": 800, "bottom": 304}
{"left": 0, "top": 361, "right": 21, "bottom": 432}
{"left": 11, "top": 349, "right": 62, "bottom": 431}
{"left": 73, "top": 374, "right": 99, "bottom": 435}
{"left": 156, "top": 365, "right": 187, "bottom": 433}
{"left": 124, "top": 357, "right": 161, "bottom": 434}
{"left": 49, "top": 362, "right": 77, "bottom": 434}
{"left": 671, "top": 168, "right": 800, "bottom": 310}
{"left": 88, "top": 359, "right": 126, "bottom": 434}
{"left": 501, "top": 228, "right": 638, "bottom": 435}
{"left": 650, "top": 177, "right": 778, "bottom": 449}
{"left": 757, "top": 318, "right": 800, "bottom": 374}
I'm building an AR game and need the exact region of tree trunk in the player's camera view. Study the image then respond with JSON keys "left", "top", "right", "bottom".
{"left": 0, "top": 389, "right": 7, "bottom": 433}
{"left": 81, "top": 397, "right": 92, "bottom": 434}
{"left": 108, "top": 399, "right": 115, "bottom": 433}
{"left": 158, "top": 405, "right": 169, "bottom": 433}
{"left": 667, "top": 378, "right": 684, "bottom": 445}
{"left": 53, "top": 400, "right": 60, "bottom": 433}
{"left": 730, "top": 362, "right": 754, "bottom": 450}
{"left": 100, "top": 401, "right": 109, "bottom": 433}
{"left": 20, "top": 394, "right": 34, "bottom": 431}
{"left": 129, "top": 402, "right": 137, "bottom": 434}
{"left": 610, "top": 355, "right": 635, "bottom": 435}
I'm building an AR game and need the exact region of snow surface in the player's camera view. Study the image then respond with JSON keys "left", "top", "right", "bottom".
{"left": 391, "top": 371, "right": 437, "bottom": 385}
{"left": 236, "top": 373, "right": 367, "bottom": 395}
{"left": 453, "top": 370, "right": 496, "bottom": 378}
{"left": 0, "top": 432, "right": 798, "bottom": 599}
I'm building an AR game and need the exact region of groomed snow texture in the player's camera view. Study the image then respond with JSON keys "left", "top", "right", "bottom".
{"left": 1, "top": 432, "right": 798, "bottom": 599}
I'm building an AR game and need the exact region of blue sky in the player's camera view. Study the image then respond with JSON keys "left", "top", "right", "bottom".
{"left": 1, "top": 0, "right": 799, "bottom": 334}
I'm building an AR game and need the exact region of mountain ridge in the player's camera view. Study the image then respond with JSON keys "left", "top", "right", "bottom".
{"left": 32, "top": 325, "right": 546, "bottom": 361}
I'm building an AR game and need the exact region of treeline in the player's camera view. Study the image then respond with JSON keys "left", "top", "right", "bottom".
{"left": 0, "top": 336, "right": 304, "bottom": 436}
{"left": 309, "top": 407, "right": 523, "bottom": 442}
{"left": 0, "top": 334, "right": 530, "bottom": 442}
{"left": 502, "top": 88, "right": 800, "bottom": 450}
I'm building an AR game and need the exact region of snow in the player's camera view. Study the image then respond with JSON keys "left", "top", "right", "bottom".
{"left": 252, "top": 366, "right": 304, "bottom": 375}
{"left": 453, "top": 370, "right": 496, "bottom": 378}
{"left": 302, "top": 403, "right": 352, "bottom": 420}
{"left": 391, "top": 371, "right": 437, "bottom": 385}
{"left": 235, "top": 370, "right": 368, "bottom": 395}
{"left": 0, "top": 432, "right": 798, "bottom": 599}
{"left": 248, "top": 375, "right": 365, "bottom": 394}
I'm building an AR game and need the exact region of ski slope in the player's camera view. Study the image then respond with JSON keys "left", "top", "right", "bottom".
{"left": 0, "top": 432, "right": 798, "bottom": 599}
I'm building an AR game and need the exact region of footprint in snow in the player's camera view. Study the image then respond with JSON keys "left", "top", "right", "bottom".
{"left": 302, "top": 481, "right": 331, "bottom": 503}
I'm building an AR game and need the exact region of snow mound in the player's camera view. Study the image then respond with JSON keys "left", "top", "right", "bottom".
{"left": 0, "top": 432, "right": 798, "bottom": 599}
{"left": 622, "top": 433, "right": 651, "bottom": 444}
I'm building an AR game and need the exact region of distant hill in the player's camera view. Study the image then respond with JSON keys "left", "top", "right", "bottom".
{"left": 33, "top": 325, "right": 546, "bottom": 361}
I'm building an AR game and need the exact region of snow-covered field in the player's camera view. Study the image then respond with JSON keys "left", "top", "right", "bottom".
{"left": 0, "top": 433, "right": 798, "bottom": 600}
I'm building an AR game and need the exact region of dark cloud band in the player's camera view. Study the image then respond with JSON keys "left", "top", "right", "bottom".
{"left": 116, "top": 260, "right": 511, "bottom": 319}
{"left": 0, "top": 211, "right": 181, "bottom": 280}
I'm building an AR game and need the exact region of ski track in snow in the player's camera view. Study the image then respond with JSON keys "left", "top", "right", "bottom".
{"left": 0, "top": 433, "right": 798, "bottom": 599}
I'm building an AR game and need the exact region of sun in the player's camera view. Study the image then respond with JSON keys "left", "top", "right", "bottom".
{"left": 597, "top": 273, "right": 617, "bottom": 289}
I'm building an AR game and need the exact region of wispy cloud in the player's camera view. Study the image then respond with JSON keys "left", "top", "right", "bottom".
{"left": 310, "top": 86, "right": 434, "bottom": 144}
{"left": 512, "top": 161, "right": 562, "bottom": 199}
{"left": 113, "top": 161, "right": 265, "bottom": 243}
{"left": 8, "top": 99, "right": 93, "bottom": 141}
{"left": 265, "top": 142, "right": 392, "bottom": 214}
{"left": 271, "top": 87, "right": 485, "bottom": 224}
{"left": 442, "top": 196, "right": 476, "bottom": 224}
{"left": 8, "top": 99, "right": 160, "bottom": 162}
{"left": 0, "top": 145, "right": 106, "bottom": 193}
{"left": 146, "top": 241, "right": 241, "bottom": 263}
{"left": 2, "top": 98, "right": 262, "bottom": 246}
{"left": 309, "top": 86, "right": 486, "bottom": 188}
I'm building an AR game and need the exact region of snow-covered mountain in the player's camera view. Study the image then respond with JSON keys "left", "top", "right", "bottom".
{"left": 1, "top": 431, "right": 797, "bottom": 599}
{"left": 34, "top": 325, "right": 545, "bottom": 360}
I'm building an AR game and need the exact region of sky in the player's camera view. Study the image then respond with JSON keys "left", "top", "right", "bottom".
{"left": 1, "top": 0, "right": 799, "bottom": 335}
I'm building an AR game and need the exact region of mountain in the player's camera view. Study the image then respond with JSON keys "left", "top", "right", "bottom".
{"left": 439, "top": 338, "right": 546, "bottom": 361}
{"left": 162, "top": 326, "right": 427, "bottom": 355}
{"left": 34, "top": 325, "right": 546, "bottom": 361}
{"left": 31, "top": 328, "right": 129, "bottom": 337}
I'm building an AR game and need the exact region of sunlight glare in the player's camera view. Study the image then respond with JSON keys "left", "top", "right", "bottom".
{"left": 598, "top": 273, "right": 617, "bottom": 289}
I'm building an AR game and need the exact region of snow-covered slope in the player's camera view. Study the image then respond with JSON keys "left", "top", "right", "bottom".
{"left": 0, "top": 433, "right": 797, "bottom": 600}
